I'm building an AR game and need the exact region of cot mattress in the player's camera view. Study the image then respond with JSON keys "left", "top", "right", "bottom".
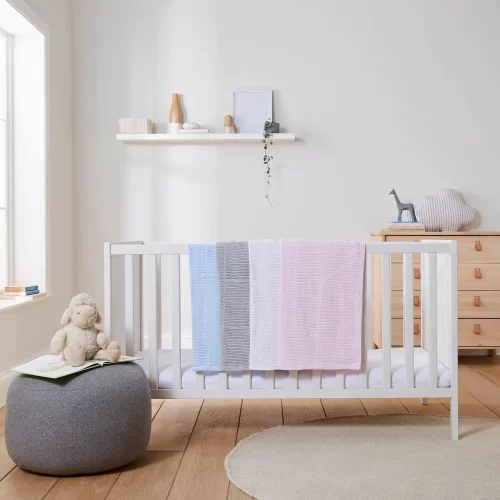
{"left": 136, "top": 347, "right": 451, "bottom": 390}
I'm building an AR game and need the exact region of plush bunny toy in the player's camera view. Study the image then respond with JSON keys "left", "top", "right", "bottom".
{"left": 50, "top": 293, "right": 121, "bottom": 367}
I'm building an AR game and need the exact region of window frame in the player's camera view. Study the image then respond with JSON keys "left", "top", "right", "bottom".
{"left": 0, "top": 26, "right": 13, "bottom": 290}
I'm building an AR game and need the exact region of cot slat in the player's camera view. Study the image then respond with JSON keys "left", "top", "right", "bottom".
{"left": 403, "top": 253, "right": 415, "bottom": 389}
{"left": 381, "top": 253, "right": 392, "bottom": 389}
{"left": 265, "top": 371, "right": 275, "bottom": 389}
{"left": 219, "top": 372, "right": 228, "bottom": 390}
{"left": 243, "top": 371, "right": 251, "bottom": 389}
{"left": 124, "top": 255, "right": 134, "bottom": 357}
{"left": 336, "top": 372, "right": 345, "bottom": 389}
{"left": 289, "top": 370, "right": 298, "bottom": 389}
{"left": 360, "top": 253, "right": 372, "bottom": 388}
{"left": 134, "top": 255, "right": 143, "bottom": 353}
{"left": 104, "top": 243, "right": 112, "bottom": 339}
{"left": 171, "top": 255, "right": 182, "bottom": 389}
{"left": 312, "top": 370, "right": 321, "bottom": 389}
{"left": 448, "top": 244, "right": 459, "bottom": 440}
{"left": 148, "top": 255, "right": 161, "bottom": 390}
{"left": 196, "top": 372, "right": 205, "bottom": 390}
{"left": 427, "top": 253, "right": 438, "bottom": 389}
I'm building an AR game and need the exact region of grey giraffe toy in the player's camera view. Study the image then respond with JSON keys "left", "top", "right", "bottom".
{"left": 389, "top": 189, "right": 417, "bottom": 222}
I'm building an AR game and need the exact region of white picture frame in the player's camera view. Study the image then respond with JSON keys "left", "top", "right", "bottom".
{"left": 233, "top": 91, "right": 273, "bottom": 133}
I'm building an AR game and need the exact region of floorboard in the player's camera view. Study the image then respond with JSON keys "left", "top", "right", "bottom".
{"left": 0, "top": 434, "right": 16, "bottom": 482}
{"left": 0, "top": 467, "right": 57, "bottom": 500}
{"left": 44, "top": 470, "right": 120, "bottom": 500}
{"left": 151, "top": 399, "right": 164, "bottom": 421}
{"left": 0, "top": 407, "right": 5, "bottom": 436}
{"left": 360, "top": 398, "right": 408, "bottom": 415}
{"left": 234, "top": 399, "right": 283, "bottom": 442}
{"left": 440, "top": 386, "right": 499, "bottom": 419}
{"left": 457, "top": 364, "right": 500, "bottom": 417}
{"left": 167, "top": 399, "right": 241, "bottom": 500}
{"left": 227, "top": 484, "right": 253, "bottom": 500}
{"left": 106, "top": 452, "right": 183, "bottom": 500}
{"left": 399, "top": 398, "right": 449, "bottom": 415}
{"left": 227, "top": 399, "right": 282, "bottom": 500}
{"left": 148, "top": 399, "right": 202, "bottom": 451}
{"left": 321, "top": 398, "right": 367, "bottom": 418}
{"left": 464, "top": 357, "right": 500, "bottom": 389}
{"left": 282, "top": 399, "right": 326, "bottom": 425}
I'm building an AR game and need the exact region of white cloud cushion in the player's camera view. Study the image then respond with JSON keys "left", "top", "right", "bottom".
{"left": 405, "top": 189, "right": 475, "bottom": 231}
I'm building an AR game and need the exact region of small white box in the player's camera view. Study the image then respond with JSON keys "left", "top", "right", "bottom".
{"left": 118, "top": 118, "right": 154, "bottom": 134}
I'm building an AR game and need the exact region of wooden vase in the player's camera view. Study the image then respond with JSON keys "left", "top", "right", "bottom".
{"left": 169, "top": 93, "right": 183, "bottom": 124}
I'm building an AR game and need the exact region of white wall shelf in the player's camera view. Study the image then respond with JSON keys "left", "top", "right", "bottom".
{"left": 116, "top": 133, "right": 296, "bottom": 144}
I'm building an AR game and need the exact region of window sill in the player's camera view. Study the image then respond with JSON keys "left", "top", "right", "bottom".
{"left": 0, "top": 294, "right": 52, "bottom": 312}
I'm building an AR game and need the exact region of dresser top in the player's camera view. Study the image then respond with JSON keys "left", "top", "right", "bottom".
{"left": 371, "top": 230, "right": 500, "bottom": 236}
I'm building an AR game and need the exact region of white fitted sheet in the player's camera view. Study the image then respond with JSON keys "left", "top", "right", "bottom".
{"left": 136, "top": 347, "right": 451, "bottom": 390}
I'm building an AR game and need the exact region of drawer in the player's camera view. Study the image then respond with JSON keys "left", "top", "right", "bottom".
{"left": 458, "top": 264, "right": 500, "bottom": 290}
{"left": 391, "top": 263, "right": 421, "bottom": 291}
{"left": 392, "top": 263, "right": 500, "bottom": 291}
{"left": 458, "top": 291, "right": 500, "bottom": 318}
{"left": 391, "top": 319, "right": 421, "bottom": 347}
{"left": 385, "top": 236, "right": 443, "bottom": 263}
{"left": 458, "top": 319, "right": 500, "bottom": 347}
{"left": 391, "top": 291, "right": 421, "bottom": 318}
{"left": 457, "top": 236, "right": 500, "bottom": 264}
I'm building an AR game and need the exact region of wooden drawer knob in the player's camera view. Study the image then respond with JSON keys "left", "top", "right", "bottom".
{"left": 475, "top": 268, "right": 482, "bottom": 279}
{"left": 475, "top": 240, "right": 482, "bottom": 251}
{"left": 474, "top": 324, "right": 481, "bottom": 335}
{"left": 414, "top": 323, "right": 420, "bottom": 335}
{"left": 474, "top": 296, "right": 480, "bottom": 307}
{"left": 413, "top": 296, "right": 420, "bottom": 307}
{"left": 414, "top": 268, "right": 420, "bottom": 280}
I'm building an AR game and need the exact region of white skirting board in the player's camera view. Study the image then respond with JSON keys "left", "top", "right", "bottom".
{"left": 0, "top": 349, "right": 49, "bottom": 408}
{"left": 0, "top": 371, "right": 17, "bottom": 408}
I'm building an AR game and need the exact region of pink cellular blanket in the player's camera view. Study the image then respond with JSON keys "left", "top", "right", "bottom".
{"left": 279, "top": 240, "right": 366, "bottom": 370}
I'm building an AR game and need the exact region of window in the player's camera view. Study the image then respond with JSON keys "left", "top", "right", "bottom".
{"left": 0, "top": 0, "right": 46, "bottom": 298}
{"left": 0, "top": 28, "right": 10, "bottom": 291}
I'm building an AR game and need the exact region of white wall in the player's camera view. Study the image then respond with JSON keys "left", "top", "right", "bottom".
{"left": 0, "top": 0, "right": 73, "bottom": 377}
{"left": 73, "top": 0, "right": 500, "bottom": 317}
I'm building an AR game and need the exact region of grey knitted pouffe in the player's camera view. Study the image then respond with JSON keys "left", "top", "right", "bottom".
{"left": 6, "top": 362, "right": 151, "bottom": 475}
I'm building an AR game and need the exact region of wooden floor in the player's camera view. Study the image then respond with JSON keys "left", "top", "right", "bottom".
{"left": 1, "top": 356, "right": 500, "bottom": 500}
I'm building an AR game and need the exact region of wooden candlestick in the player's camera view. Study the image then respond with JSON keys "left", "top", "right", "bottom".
{"left": 224, "top": 115, "right": 234, "bottom": 134}
{"left": 169, "top": 93, "right": 183, "bottom": 133}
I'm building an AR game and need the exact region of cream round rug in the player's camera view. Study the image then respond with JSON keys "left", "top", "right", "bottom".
{"left": 225, "top": 414, "right": 500, "bottom": 500}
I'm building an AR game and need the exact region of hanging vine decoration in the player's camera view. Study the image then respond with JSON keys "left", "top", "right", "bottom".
{"left": 263, "top": 121, "right": 274, "bottom": 207}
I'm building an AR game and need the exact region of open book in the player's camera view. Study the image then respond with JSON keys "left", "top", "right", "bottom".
{"left": 11, "top": 354, "right": 141, "bottom": 379}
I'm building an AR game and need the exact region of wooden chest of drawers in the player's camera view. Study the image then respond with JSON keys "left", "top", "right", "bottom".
{"left": 371, "top": 231, "right": 500, "bottom": 352}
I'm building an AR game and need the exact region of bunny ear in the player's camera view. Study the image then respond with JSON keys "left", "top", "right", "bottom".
{"left": 96, "top": 310, "right": 102, "bottom": 325}
{"left": 61, "top": 308, "right": 71, "bottom": 325}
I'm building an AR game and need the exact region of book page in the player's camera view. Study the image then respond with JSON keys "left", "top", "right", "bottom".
{"left": 102, "top": 355, "right": 141, "bottom": 364}
{"left": 12, "top": 355, "right": 100, "bottom": 379}
{"left": 11, "top": 354, "right": 142, "bottom": 379}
